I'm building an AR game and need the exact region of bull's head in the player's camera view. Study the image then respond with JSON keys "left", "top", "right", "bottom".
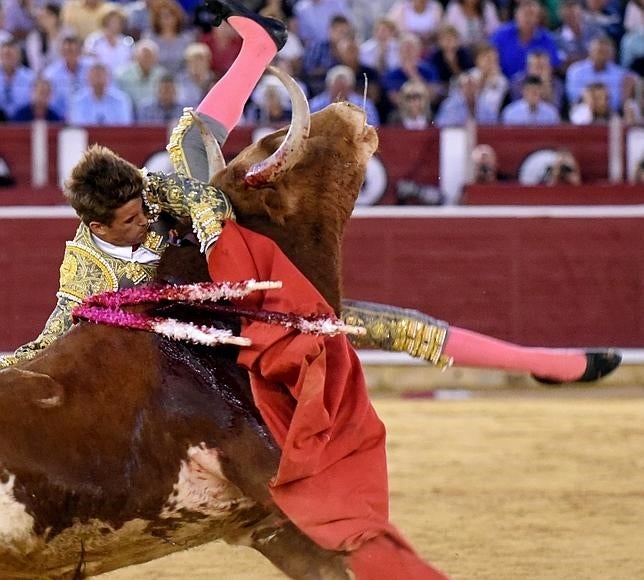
{"left": 199, "top": 66, "right": 379, "bottom": 313}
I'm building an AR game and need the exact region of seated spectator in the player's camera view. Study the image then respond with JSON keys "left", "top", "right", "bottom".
{"left": 0, "top": 36, "right": 36, "bottom": 119}
{"left": 381, "top": 32, "right": 439, "bottom": 110}
{"left": 387, "top": 0, "right": 444, "bottom": 53}
{"left": 490, "top": 0, "right": 560, "bottom": 80}
{"left": 245, "top": 72, "right": 294, "bottom": 125}
{"left": 2, "top": 0, "right": 36, "bottom": 43}
{"left": 501, "top": 74, "right": 561, "bottom": 124}
{"left": 61, "top": 0, "right": 106, "bottom": 42}
{"left": 429, "top": 24, "right": 474, "bottom": 101}
{"left": 25, "top": 3, "right": 69, "bottom": 74}
{"left": 174, "top": 42, "right": 215, "bottom": 107}
{"left": 569, "top": 81, "right": 612, "bottom": 123}
{"left": 349, "top": 0, "right": 398, "bottom": 43}
{"left": 444, "top": 0, "right": 500, "bottom": 47}
{"left": 144, "top": 0, "right": 195, "bottom": 76}
{"left": 469, "top": 43, "right": 509, "bottom": 120}
{"left": 510, "top": 49, "right": 565, "bottom": 113}
{"left": 11, "top": 77, "right": 63, "bottom": 122}
{"left": 335, "top": 36, "right": 382, "bottom": 113}
{"left": 308, "top": 64, "right": 380, "bottom": 126}
{"left": 555, "top": 0, "right": 604, "bottom": 72}
{"left": 124, "top": 0, "right": 155, "bottom": 42}
{"left": 434, "top": 70, "right": 499, "bottom": 126}
{"left": 116, "top": 39, "right": 167, "bottom": 108}
{"left": 137, "top": 73, "right": 184, "bottom": 124}
{"left": 293, "top": 0, "right": 353, "bottom": 47}
{"left": 302, "top": 14, "right": 354, "bottom": 97}
{"left": 387, "top": 79, "right": 432, "bottom": 128}
{"left": 470, "top": 144, "right": 510, "bottom": 182}
{"left": 540, "top": 148, "right": 582, "bottom": 185}
{"left": 583, "top": 0, "right": 623, "bottom": 45}
{"left": 566, "top": 35, "right": 635, "bottom": 113}
{"left": 43, "top": 33, "right": 93, "bottom": 120}
{"left": 360, "top": 18, "right": 400, "bottom": 76}
{"left": 83, "top": 5, "right": 134, "bottom": 76}
{"left": 68, "top": 62, "right": 133, "bottom": 125}
{"left": 359, "top": 17, "right": 401, "bottom": 76}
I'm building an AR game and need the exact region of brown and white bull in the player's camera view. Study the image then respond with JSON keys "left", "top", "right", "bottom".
{"left": 0, "top": 68, "right": 379, "bottom": 579}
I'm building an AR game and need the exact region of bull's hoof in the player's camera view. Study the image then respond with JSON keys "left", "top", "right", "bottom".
{"left": 204, "top": 0, "right": 288, "bottom": 50}
{"left": 532, "top": 350, "right": 622, "bottom": 385}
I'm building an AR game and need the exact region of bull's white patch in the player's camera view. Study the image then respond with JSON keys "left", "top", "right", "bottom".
{"left": 0, "top": 472, "right": 36, "bottom": 550}
{"left": 161, "top": 444, "right": 255, "bottom": 519}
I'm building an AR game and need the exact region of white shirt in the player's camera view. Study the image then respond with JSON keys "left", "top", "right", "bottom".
{"left": 91, "top": 233, "right": 160, "bottom": 264}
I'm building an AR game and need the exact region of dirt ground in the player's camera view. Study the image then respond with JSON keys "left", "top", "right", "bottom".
{"left": 103, "top": 392, "right": 644, "bottom": 580}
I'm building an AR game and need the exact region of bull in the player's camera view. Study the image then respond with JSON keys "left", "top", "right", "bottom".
{"left": 0, "top": 67, "right": 383, "bottom": 579}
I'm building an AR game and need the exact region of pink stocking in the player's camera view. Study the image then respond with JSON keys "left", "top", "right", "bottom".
{"left": 443, "top": 327, "right": 587, "bottom": 382}
{"left": 197, "top": 16, "right": 278, "bottom": 132}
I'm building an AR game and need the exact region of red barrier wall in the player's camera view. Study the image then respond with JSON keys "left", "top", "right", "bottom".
{"left": 1, "top": 213, "right": 641, "bottom": 352}
{"left": 463, "top": 184, "right": 644, "bottom": 205}
{"left": 0, "top": 125, "right": 622, "bottom": 205}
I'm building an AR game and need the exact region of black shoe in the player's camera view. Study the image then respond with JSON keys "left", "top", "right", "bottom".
{"left": 203, "top": 0, "right": 288, "bottom": 50}
{"left": 532, "top": 349, "right": 622, "bottom": 385}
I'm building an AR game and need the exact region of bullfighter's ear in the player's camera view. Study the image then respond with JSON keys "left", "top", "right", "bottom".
{"left": 0, "top": 368, "right": 65, "bottom": 408}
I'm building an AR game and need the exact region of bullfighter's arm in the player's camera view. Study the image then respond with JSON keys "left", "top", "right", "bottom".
{"left": 0, "top": 243, "right": 117, "bottom": 369}
{"left": 340, "top": 299, "right": 453, "bottom": 369}
{"left": 0, "top": 297, "right": 76, "bottom": 368}
{"left": 144, "top": 171, "right": 235, "bottom": 253}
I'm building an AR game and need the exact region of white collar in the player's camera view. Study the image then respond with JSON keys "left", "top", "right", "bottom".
{"left": 91, "top": 232, "right": 158, "bottom": 263}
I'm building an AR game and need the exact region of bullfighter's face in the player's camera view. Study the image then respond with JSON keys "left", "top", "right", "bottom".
{"left": 89, "top": 198, "right": 150, "bottom": 247}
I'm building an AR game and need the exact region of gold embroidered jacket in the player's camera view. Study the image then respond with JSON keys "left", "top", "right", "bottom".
{"left": 0, "top": 222, "right": 166, "bottom": 368}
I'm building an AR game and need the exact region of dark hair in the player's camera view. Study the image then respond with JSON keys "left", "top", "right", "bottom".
{"left": 63, "top": 145, "right": 145, "bottom": 225}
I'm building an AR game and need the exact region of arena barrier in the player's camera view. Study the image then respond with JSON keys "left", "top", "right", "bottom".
{"left": 1, "top": 205, "right": 642, "bottom": 352}
{"left": 1, "top": 123, "right": 642, "bottom": 205}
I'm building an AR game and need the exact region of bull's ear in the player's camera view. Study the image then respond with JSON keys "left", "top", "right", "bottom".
{"left": 0, "top": 368, "right": 65, "bottom": 408}
{"left": 260, "top": 187, "right": 298, "bottom": 226}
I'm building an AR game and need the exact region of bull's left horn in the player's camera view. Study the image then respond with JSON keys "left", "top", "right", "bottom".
{"left": 189, "top": 110, "right": 226, "bottom": 182}
{"left": 244, "top": 65, "right": 311, "bottom": 187}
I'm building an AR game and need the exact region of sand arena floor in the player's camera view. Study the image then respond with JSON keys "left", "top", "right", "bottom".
{"left": 102, "top": 389, "right": 644, "bottom": 580}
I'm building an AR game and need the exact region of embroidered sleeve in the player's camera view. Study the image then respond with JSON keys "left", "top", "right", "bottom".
{"left": 143, "top": 172, "right": 235, "bottom": 252}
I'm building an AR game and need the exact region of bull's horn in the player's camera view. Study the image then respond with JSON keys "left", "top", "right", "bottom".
{"left": 189, "top": 110, "right": 226, "bottom": 181}
{"left": 244, "top": 65, "right": 311, "bottom": 187}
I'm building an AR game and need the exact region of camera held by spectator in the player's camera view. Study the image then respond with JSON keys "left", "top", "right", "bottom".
{"left": 540, "top": 149, "right": 582, "bottom": 185}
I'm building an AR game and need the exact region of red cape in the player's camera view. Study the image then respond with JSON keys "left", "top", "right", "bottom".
{"left": 209, "top": 222, "right": 447, "bottom": 579}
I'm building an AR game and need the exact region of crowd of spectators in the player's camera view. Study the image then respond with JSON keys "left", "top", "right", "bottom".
{"left": 0, "top": 0, "right": 641, "bottom": 128}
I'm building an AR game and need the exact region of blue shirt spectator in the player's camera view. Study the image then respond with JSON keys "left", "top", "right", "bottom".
{"left": 490, "top": 0, "right": 560, "bottom": 79}
{"left": 381, "top": 32, "right": 439, "bottom": 109}
{"left": 434, "top": 71, "right": 499, "bottom": 126}
{"left": 0, "top": 37, "right": 36, "bottom": 118}
{"left": 43, "top": 34, "right": 94, "bottom": 119}
{"left": 565, "top": 36, "right": 628, "bottom": 111}
{"left": 294, "top": 0, "right": 353, "bottom": 47}
{"left": 501, "top": 75, "right": 561, "bottom": 124}
{"left": 309, "top": 64, "right": 380, "bottom": 126}
{"left": 302, "top": 14, "right": 353, "bottom": 97}
{"left": 11, "top": 78, "right": 63, "bottom": 122}
{"left": 68, "top": 62, "right": 133, "bottom": 125}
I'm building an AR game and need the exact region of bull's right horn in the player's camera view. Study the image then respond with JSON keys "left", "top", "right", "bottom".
{"left": 244, "top": 65, "right": 311, "bottom": 187}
